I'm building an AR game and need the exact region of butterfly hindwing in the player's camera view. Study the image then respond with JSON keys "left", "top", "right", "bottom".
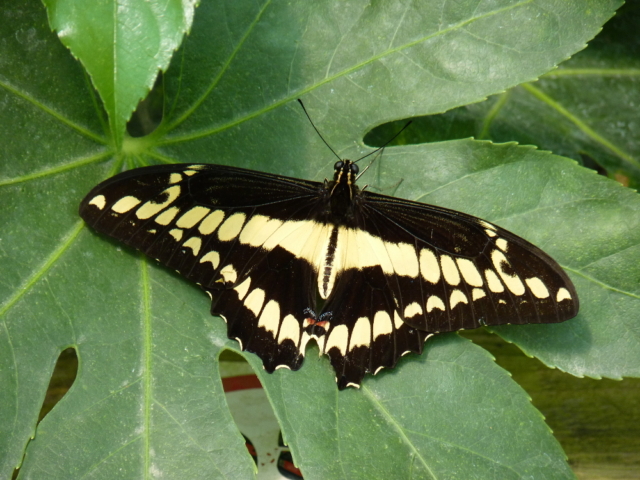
{"left": 322, "top": 267, "right": 431, "bottom": 389}
{"left": 211, "top": 239, "right": 317, "bottom": 373}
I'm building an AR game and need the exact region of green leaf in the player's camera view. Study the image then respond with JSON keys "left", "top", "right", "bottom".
{"left": 42, "top": 0, "right": 199, "bottom": 145}
{"left": 156, "top": 0, "right": 620, "bottom": 165}
{"left": 1, "top": 0, "right": 631, "bottom": 478}
{"left": 251, "top": 335, "right": 573, "bottom": 479}
{"left": 366, "top": 1, "right": 640, "bottom": 187}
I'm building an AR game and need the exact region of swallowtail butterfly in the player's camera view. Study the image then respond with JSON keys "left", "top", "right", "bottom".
{"left": 80, "top": 157, "right": 578, "bottom": 389}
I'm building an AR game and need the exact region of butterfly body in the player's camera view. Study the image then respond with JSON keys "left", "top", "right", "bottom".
{"left": 80, "top": 161, "right": 578, "bottom": 389}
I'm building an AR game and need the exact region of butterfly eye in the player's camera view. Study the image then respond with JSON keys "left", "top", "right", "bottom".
{"left": 334, "top": 161, "right": 344, "bottom": 170}
{"left": 350, "top": 163, "right": 359, "bottom": 175}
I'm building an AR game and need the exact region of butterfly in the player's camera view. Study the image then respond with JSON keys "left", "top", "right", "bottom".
{"left": 79, "top": 158, "right": 579, "bottom": 389}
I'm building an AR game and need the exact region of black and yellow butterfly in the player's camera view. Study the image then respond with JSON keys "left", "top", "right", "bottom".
{"left": 79, "top": 158, "right": 578, "bottom": 389}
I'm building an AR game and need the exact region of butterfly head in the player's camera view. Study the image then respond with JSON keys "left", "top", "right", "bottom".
{"left": 328, "top": 160, "right": 361, "bottom": 212}
{"left": 333, "top": 160, "right": 359, "bottom": 186}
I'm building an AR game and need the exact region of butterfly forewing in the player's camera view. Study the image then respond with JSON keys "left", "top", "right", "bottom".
{"left": 80, "top": 164, "right": 324, "bottom": 372}
{"left": 80, "top": 162, "right": 578, "bottom": 389}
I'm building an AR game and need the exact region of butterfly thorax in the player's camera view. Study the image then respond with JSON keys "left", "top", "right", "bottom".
{"left": 323, "top": 159, "right": 361, "bottom": 226}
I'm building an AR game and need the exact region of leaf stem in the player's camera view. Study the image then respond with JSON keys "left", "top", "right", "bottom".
{"left": 543, "top": 68, "right": 640, "bottom": 77}
{"left": 522, "top": 83, "right": 640, "bottom": 170}
{"left": 478, "top": 91, "right": 510, "bottom": 140}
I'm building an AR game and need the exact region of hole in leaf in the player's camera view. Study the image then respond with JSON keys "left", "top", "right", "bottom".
{"left": 278, "top": 449, "right": 303, "bottom": 479}
{"left": 219, "top": 352, "right": 304, "bottom": 477}
{"left": 38, "top": 347, "right": 78, "bottom": 423}
{"left": 244, "top": 434, "right": 258, "bottom": 464}
{"left": 277, "top": 432, "right": 303, "bottom": 479}
{"left": 127, "top": 72, "right": 164, "bottom": 137}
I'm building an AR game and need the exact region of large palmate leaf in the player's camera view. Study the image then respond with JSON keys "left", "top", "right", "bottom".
{"left": 1, "top": 1, "right": 636, "bottom": 479}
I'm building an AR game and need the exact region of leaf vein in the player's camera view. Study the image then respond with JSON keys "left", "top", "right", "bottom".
{"left": 160, "top": 0, "right": 535, "bottom": 145}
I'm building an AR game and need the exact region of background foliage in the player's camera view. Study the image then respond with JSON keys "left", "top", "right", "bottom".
{"left": 1, "top": 0, "right": 638, "bottom": 478}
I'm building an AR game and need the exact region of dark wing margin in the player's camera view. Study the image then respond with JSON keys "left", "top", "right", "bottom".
{"left": 79, "top": 163, "right": 321, "bottom": 371}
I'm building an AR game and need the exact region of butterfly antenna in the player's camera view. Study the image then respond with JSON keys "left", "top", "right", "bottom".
{"left": 355, "top": 120, "right": 413, "bottom": 163}
{"left": 356, "top": 148, "right": 383, "bottom": 180}
{"left": 298, "top": 99, "right": 342, "bottom": 161}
